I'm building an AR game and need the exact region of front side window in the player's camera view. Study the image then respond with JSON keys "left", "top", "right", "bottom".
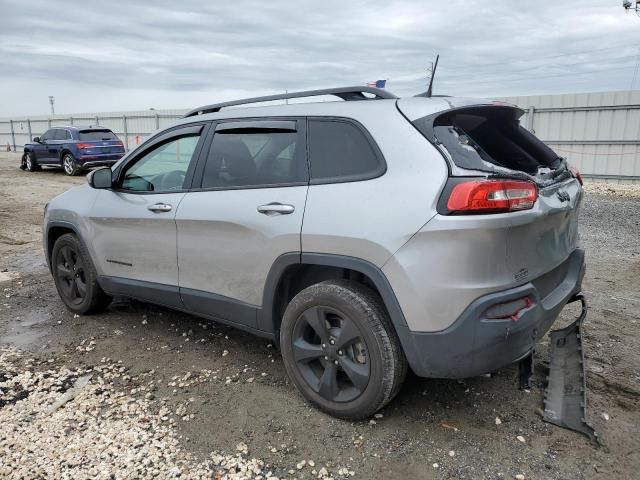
{"left": 201, "top": 127, "right": 306, "bottom": 189}
{"left": 120, "top": 134, "right": 200, "bottom": 192}
{"left": 308, "top": 119, "right": 383, "bottom": 182}
{"left": 40, "top": 130, "right": 54, "bottom": 141}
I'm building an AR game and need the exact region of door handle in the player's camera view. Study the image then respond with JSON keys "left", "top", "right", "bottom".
{"left": 147, "top": 203, "right": 172, "bottom": 213}
{"left": 257, "top": 203, "right": 295, "bottom": 215}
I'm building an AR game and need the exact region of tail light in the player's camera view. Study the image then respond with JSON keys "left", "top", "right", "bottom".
{"left": 447, "top": 180, "right": 537, "bottom": 214}
{"left": 115, "top": 141, "right": 124, "bottom": 147}
{"left": 484, "top": 296, "right": 533, "bottom": 321}
{"left": 77, "top": 143, "right": 93, "bottom": 149}
{"left": 569, "top": 164, "right": 583, "bottom": 186}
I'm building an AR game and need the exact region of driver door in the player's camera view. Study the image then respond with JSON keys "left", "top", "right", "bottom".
{"left": 34, "top": 129, "right": 54, "bottom": 163}
{"left": 88, "top": 124, "right": 208, "bottom": 307}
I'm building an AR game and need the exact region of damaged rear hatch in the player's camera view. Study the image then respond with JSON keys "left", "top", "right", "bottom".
{"left": 399, "top": 99, "right": 584, "bottom": 286}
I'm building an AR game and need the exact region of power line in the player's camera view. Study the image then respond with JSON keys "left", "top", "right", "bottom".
{"left": 441, "top": 53, "right": 639, "bottom": 82}
{"left": 445, "top": 64, "right": 637, "bottom": 87}
{"left": 445, "top": 43, "right": 632, "bottom": 72}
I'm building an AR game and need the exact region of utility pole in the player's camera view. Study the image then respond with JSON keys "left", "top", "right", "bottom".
{"left": 48, "top": 96, "right": 55, "bottom": 115}
{"left": 623, "top": 1, "right": 640, "bottom": 16}
{"left": 426, "top": 54, "right": 440, "bottom": 97}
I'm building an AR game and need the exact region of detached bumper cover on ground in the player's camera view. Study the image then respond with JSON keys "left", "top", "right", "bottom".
{"left": 544, "top": 294, "right": 599, "bottom": 444}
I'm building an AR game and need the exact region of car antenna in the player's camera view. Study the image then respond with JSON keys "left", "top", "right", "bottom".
{"left": 426, "top": 54, "right": 439, "bottom": 98}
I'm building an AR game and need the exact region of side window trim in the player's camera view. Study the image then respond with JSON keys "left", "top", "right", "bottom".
{"left": 112, "top": 123, "right": 209, "bottom": 194}
{"left": 190, "top": 117, "right": 309, "bottom": 192}
{"left": 215, "top": 120, "right": 297, "bottom": 133}
{"left": 307, "top": 116, "right": 387, "bottom": 185}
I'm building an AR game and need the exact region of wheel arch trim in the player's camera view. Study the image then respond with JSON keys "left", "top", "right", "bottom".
{"left": 259, "top": 252, "right": 408, "bottom": 334}
{"left": 45, "top": 221, "right": 81, "bottom": 271}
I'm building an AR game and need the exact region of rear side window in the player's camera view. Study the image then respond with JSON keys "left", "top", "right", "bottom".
{"left": 201, "top": 127, "right": 306, "bottom": 189}
{"left": 413, "top": 107, "right": 560, "bottom": 175}
{"left": 78, "top": 130, "right": 117, "bottom": 141}
{"left": 308, "top": 120, "right": 383, "bottom": 183}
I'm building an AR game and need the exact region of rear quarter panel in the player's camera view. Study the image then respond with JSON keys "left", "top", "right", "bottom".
{"left": 301, "top": 103, "right": 449, "bottom": 266}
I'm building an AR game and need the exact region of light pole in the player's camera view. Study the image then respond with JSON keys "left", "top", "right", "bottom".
{"left": 48, "top": 96, "right": 55, "bottom": 115}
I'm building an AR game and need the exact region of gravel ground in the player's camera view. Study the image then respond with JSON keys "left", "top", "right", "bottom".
{"left": 0, "top": 152, "right": 639, "bottom": 479}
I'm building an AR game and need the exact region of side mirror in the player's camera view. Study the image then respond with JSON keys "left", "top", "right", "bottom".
{"left": 87, "top": 167, "right": 113, "bottom": 189}
{"left": 33, "top": 137, "right": 40, "bottom": 143}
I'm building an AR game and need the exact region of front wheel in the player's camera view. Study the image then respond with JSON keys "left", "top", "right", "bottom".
{"left": 23, "top": 152, "right": 40, "bottom": 172}
{"left": 280, "top": 280, "right": 407, "bottom": 419}
{"left": 51, "top": 233, "right": 111, "bottom": 314}
{"left": 62, "top": 153, "right": 80, "bottom": 176}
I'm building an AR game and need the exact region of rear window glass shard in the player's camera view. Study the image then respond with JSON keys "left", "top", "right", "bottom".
{"left": 79, "top": 130, "right": 118, "bottom": 141}
{"left": 413, "top": 106, "right": 561, "bottom": 176}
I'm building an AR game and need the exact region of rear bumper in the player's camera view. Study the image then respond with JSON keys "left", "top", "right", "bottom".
{"left": 78, "top": 153, "right": 123, "bottom": 167}
{"left": 397, "top": 248, "right": 586, "bottom": 378}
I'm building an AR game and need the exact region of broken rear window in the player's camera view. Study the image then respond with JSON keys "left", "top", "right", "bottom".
{"left": 412, "top": 106, "right": 561, "bottom": 175}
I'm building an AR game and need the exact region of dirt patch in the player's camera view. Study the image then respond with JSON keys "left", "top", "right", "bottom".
{"left": 0, "top": 152, "right": 639, "bottom": 479}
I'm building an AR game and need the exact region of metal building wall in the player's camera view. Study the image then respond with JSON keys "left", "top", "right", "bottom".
{"left": 500, "top": 90, "right": 640, "bottom": 183}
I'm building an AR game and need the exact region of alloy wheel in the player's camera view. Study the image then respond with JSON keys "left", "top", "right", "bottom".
{"left": 63, "top": 155, "right": 74, "bottom": 175}
{"left": 55, "top": 245, "right": 87, "bottom": 305}
{"left": 25, "top": 154, "right": 33, "bottom": 170}
{"left": 292, "top": 305, "right": 370, "bottom": 402}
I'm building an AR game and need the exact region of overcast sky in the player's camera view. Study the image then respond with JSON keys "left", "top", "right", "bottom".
{"left": 1, "top": 0, "right": 639, "bottom": 116}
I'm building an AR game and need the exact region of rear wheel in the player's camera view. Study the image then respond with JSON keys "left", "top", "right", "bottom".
{"left": 280, "top": 280, "right": 407, "bottom": 419}
{"left": 62, "top": 153, "right": 80, "bottom": 176}
{"left": 51, "top": 233, "right": 111, "bottom": 314}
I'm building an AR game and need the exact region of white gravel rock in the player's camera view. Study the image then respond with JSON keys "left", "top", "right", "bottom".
{"left": 0, "top": 346, "right": 356, "bottom": 480}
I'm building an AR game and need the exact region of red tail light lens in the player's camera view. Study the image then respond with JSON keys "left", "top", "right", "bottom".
{"left": 77, "top": 143, "right": 93, "bottom": 149}
{"left": 447, "top": 180, "right": 538, "bottom": 213}
{"left": 569, "top": 164, "right": 583, "bottom": 185}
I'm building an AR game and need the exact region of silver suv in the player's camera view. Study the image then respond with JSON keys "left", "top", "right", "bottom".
{"left": 43, "top": 87, "right": 585, "bottom": 419}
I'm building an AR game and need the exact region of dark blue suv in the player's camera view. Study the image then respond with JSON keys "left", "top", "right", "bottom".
{"left": 21, "top": 126, "right": 125, "bottom": 176}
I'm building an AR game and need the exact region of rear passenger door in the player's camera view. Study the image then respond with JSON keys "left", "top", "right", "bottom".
{"left": 176, "top": 119, "right": 308, "bottom": 330}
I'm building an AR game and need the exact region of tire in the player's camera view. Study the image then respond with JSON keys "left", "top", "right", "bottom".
{"left": 23, "top": 152, "right": 40, "bottom": 172}
{"left": 62, "top": 153, "right": 80, "bottom": 176}
{"left": 51, "top": 233, "right": 111, "bottom": 314}
{"left": 280, "top": 279, "right": 407, "bottom": 419}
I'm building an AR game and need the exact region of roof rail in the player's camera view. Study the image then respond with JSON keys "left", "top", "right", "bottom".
{"left": 183, "top": 86, "right": 397, "bottom": 118}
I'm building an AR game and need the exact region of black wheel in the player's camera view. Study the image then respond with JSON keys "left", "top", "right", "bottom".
{"left": 51, "top": 233, "right": 111, "bottom": 314}
{"left": 280, "top": 280, "right": 407, "bottom": 419}
{"left": 62, "top": 153, "right": 80, "bottom": 176}
{"left": 23, "top": 152, "right": 40, "bottom": 172}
